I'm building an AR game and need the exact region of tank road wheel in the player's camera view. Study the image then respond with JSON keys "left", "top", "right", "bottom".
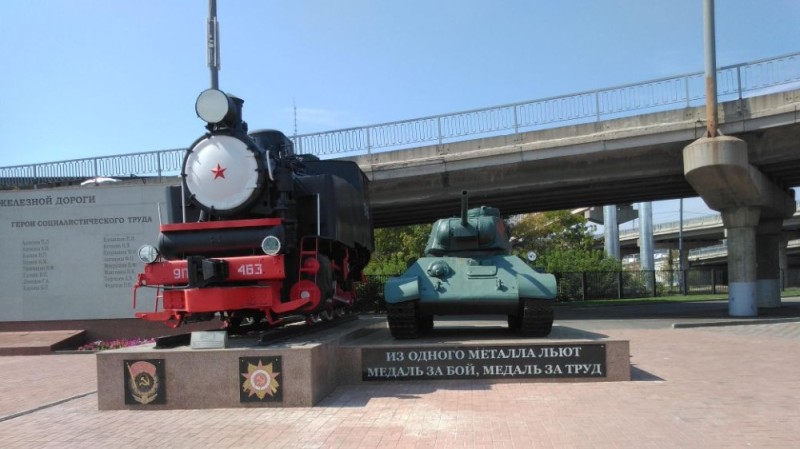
{"left": 387, "top": 301, "right": 421, "bottom": 339}
{"left": 521, "top": 299, "right": 554, "bottom": 337}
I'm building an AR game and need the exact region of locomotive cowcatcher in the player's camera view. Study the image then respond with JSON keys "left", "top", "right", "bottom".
{"left": 133, "top": 89, "right": 373, "bottom": 331}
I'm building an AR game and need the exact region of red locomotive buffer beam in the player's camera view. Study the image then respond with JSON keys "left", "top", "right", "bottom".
{"left": 133, "top": 254, "right": 323, "bottom": 327}
{"left": 137, "top": 255, "right": 284, "bottom": 285}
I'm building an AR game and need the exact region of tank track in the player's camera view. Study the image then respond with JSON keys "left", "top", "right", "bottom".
{"left": 386, "top": 301, "right": 421, "bottom": 339}
{"left": 521, "top": 299, "right": 554, "bottom": 337}
{"left": 418, "top": 315, "right": 434, "bottom": 332}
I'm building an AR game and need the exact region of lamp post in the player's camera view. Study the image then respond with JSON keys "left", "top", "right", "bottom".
{"left": 704, "top": 0, "right": 718, "bottom": 137}
{"left": 679, "top": 198, "right": 685, "bottom": 294}
{"left": 207, "top": 0, "right": 220, "bottom": 89}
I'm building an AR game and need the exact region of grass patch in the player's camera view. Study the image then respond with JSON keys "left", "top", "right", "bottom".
{"left": 781, "top": 288, "right": 800, "bottom": 297}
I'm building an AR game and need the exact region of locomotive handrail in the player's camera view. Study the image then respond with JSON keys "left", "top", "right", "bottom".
{"left": 2, "top": 51, "right": 800, "bottom": 187}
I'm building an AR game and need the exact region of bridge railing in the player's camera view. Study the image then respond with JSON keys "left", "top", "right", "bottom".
{"left": 0, "top": 149, "right": 186, "bottom": 186}
{"left": 3, "top": 51, "right": 800, "bottom": 187}
{"left": 294, "top": 51, "right": 800, "bottom": 156}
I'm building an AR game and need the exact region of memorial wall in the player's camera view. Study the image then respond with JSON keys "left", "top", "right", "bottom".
{"left": 0, "top": 184, "right": 169, "bottom": 321}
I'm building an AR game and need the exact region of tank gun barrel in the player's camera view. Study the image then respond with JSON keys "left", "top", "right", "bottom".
{"left": 460, "top": 190, "right": 469, "bottom": 226}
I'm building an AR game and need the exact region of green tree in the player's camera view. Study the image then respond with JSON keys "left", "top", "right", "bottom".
{"left": 511, "top": 210, "right": 593, "bottom": 253}
{"left": 536, "top": 248, "right": 621, "bottom": 273}
{"left": 365, "top": 224, "right": 430, "bottom": 275}
{"left": 510, "top": 210, "right": 619, "bottom": 272}
{"left": 366, "top": 210, "right": 621, "bottom": 275}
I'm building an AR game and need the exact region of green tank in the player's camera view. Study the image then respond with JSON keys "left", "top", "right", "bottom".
{"left": 384, "top": 191, "right": 557, "bottom": 339}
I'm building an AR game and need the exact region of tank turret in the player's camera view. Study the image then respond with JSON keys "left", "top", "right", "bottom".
{"left": 424, "top": 191, "right": 511, "bottom": 256}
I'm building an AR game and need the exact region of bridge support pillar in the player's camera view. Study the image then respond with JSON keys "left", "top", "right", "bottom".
{"left": 638, "top": 202, "right": 654, "bottom": 271}
{"left": 779, "top": 236, "right": 789, "bottom": 290}
{"left": 756, "top": 219, "right": 783, "bottom": 308}
{"left": 722, "top": 207, "right": 759, "bottom": 316}
{"left": 679, "top": 250, "right": 689, "bottom": 294}
{"left": 603, "top": 205, "right": 620, "bottom": 260}
{"left": 683, "top": 136, "right": 795, "bottom": 317}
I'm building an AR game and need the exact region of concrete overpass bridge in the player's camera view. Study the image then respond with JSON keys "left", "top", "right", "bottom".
{"left": 6, "top": 88, "right": 799, "bottom": 227}
{"left": 355, "top": 88, "right": 800, "bottom": 226}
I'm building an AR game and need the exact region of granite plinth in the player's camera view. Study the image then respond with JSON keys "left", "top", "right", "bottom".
{"left": 97, "top": 317, "right": 630, "bottom": 410}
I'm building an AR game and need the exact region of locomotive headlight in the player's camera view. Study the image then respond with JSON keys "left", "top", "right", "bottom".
{"left": 261, "top": 236, "right": 281, "bottom": 256}
{"left": 195, "top": 88, "right": 232, "bottom": 124}
{"left": 137, "top": 245, "right": 160, "bottom": 264}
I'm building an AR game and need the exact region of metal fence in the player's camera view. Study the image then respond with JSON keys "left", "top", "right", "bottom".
{"left": 0, "top": 148, "right": 186, "bottom": 187}
{"left": 3, "top": 52, "right": 800, "bottom": 188}
{"left": 553, "top": 269, "right": 731, "bottom": 301}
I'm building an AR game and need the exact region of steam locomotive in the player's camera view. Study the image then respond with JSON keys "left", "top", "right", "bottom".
{"left": 132, "top": 89, "right": 373, "bottom": 330}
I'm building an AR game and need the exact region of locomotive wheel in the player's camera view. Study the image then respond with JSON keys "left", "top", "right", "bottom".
{"left": 520, "top": 298, "right": 554, "bottom": 337}
{"left": 302, "top": 254, "right": 335, "bottom": 322}
{"left": 387, "top": 301, "right": 421, "bottom": 339}
{"left": 315, "top": 255, "right": 334, "bottom": 304}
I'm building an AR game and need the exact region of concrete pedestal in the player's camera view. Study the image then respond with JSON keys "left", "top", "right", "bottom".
{"left": 96, "top": 318, "right": 632, "bottom": 410}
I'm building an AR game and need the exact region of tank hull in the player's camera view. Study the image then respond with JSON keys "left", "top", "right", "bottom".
{"left": 383, "top": 195, "right": 557, "bottom": 339}
{"left": 385, "top": 255, "right": 556, "bottom": 312}
{"left": 384, "top": 254, "right": 556, "bottom": 339}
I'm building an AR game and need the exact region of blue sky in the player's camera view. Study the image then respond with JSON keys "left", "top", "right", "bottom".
{"left": 2, "top": 0, "right": 799, "bottom": 223}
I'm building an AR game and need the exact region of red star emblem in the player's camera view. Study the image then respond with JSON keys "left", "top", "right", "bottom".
{"left": 211, "top": 163, "right": 226, "bottom": 179}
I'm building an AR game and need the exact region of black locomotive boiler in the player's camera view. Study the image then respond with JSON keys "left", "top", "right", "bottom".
{"left": 133, "top": 89, "right": 373, "bottom": 330}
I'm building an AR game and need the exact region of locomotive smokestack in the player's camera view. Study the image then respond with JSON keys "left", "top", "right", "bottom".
{"left": 460, "top": 190, "right": 469, "bottom": 226}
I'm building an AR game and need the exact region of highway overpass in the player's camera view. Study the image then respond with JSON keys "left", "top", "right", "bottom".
{"left": 355, "top": 89, "right": 800, "bottom": 226}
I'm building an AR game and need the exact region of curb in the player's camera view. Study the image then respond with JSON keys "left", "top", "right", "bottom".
{"left": 672, "top": 317, "right": 800, "bottom": 329}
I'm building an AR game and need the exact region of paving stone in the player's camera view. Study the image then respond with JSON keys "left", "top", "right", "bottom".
{"left": 2, "top": 301, "right": 800, "bottom": 448}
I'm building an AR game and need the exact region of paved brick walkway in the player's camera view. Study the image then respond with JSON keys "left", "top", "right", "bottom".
{"left": 1, "top": 308, "right": 799, "bottom": 448}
